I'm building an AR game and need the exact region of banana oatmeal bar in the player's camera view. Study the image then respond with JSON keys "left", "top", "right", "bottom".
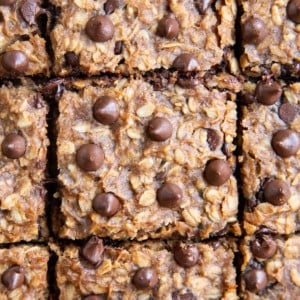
{"left": 0, "top": 0, "right": 50, "bottom": 77}
{"left": 0, "top": 81, "right": 49, "bottom": 243}
{"left": 56, "top": 75, "right": 240, "bottom": 240}
{"left": 240, "top": 79, "right": 300, "bottom": 235}
{"left": 55, "top": 236, "right": 237, "bottom": 299}
{"left": 0, "top": 245, "right": 49, "bottom": 299}
{"left": 50, "top": 0, "right": 237, "bottom": 76}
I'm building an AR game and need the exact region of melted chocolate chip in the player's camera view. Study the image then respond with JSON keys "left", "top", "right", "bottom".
{"left": 174, "top": 244, "right": 199, "bottom": 268}
{"left": 1, "top": 50, "right": 29, "bottom": 74}
{"left": 157, "top": 16, "right": 179, "bottom": 39}
{"left": 239, "top": 93, "right": 256, "bottom": 105}
{"left": 81, "top": 236, "right": 104, "bottom": 268}
{"left": 0, "top": 0, "right": 15, "bottom": 5}
{"left": 204, "top": 159, "right": 232, "bottom": 186}
{"left": 157, "top": 183, "right": 183, "bottom": 208}
{"left": 83, "top": 295, "right": 106, "bottom": 300}
{"left": 1, "top": 266, "right": 25, "bottom": 290}
{"left": 255, "top": 80, "right": 282, "bottom": 106}
{"left": 114, "top": 41, "right": 124, "bottom": 55}
{"left": 287, "top": 0, "right": 300, "bottom": 23}
{"left": 172, "top": 292, "right": 196, "bottom": 300}
{"left": 250, "top": 235, "right": 277, "bottom": 259}
{"left": 1, "top": 133, "right": 26, "bottom": 159}
{"left": 263, "top": 179, "right": 291, "bottom": 206}
{"left": 172, "top": 54, "right": 199, "bottom": 72}
{"left": 93, "top": 96, "right": 119, "bottom": 125}
{"left": 278, "top": 103, "right": 298, "bottom": 123}
{"left": 20, "top": 0, "right": 39, "bottom": 25}
{"left": 86, "top": 16, "right": 114, "bottom": 42}
{"left": 244, "top": 269, "right": 268, "bottom": 293}
{"left": 132, "top": 267, "right": 158, "bottom": 289}
{"left": 76, "top": 144, "right": 104, "bottom": 171}
{"left": 271, "top": 129, "right": 300, "bottom": 158}
{"left": 104, "top": 0, "right": 123, "bottom": 14}
{"left": 176, "top": 77, "right": 199, "bottom": 89}
{"left": 93, "top": 192, "right": 121, "bottom": 217}
{"left": 207, "top": 129, "right": 220, "bottom": 151}
{"left": 195, "top": 0, "right": 214, "bottom": 14}
{"left": 65, "top": 52, "right": 79, "bottom": 68}
{"left": 242, "top": 17, "right": 268, "bottom": 45}
{"left": 148, "top": 117, "right": 173, "bottom": 141}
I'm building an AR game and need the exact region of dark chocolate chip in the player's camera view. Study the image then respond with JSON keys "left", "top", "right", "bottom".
{"left": 287, "top": 0, "right": 300, "bottom": 23}
{"left": 242, "top": 17, "right": 268, "bottom": 45}
{"left": 148, "top": 117, "right": 173, "bottom": 141}
{"left": 86, "top": 16, "right": 114, "bottom": 42}
{"left": 157, "top": 16, "right": 179, "bottom": 39}
{"left": 250, "top": 235, "right": 277, "bottom": 259}
{"left": 195, "top": 0, "right": 214, "bottom": 14}
{"left": 207, "top": 129, "right": 220, "bottom": 151}
{"left": 42, "top": 78, "right": 64, "bottom": 100}
{"left": 83, "top": 295, "right": 106, "bottom": 300}
{"left": 239, "top": 93, "right": 256, "bottom": 105}
{"left": 172, "top": 292, "right": 196, "bottom": 300}
{"left": 65, "top": 51, "right": 79, "bottom": 68}
{"left": 244, "top": 269, "right": 267, "bottom": 293}
{"left": 76, "top": 144, "right": 104, "bottom": 171}
{"left": 204, "top": 159, "right": 232, "bottom": 186}
{"left": 1, "top": 133, "right": 26, "bottom": 159}
{"left": 0, "top": 0, "right": 15, "bottom": 5}
{"left": 255, "top": 80, "right": 282, "bottom": 106}
{"left": 174, "top": 244, "right": 199, "bottom": 268}
{"left": 20, "top": 0, "right": 39, "bottom": 25}
{"left": 157, "top": 183, "right": 183, "bottom": 208}
{"left": 114, "top": 41, "right": 123, "bottom": 55}
{"left": 93, "top": 96, "right": 119, "bottom": 125}
{"left": 271, "top": 129, "right": 300, "bottom": 158}
{"left": 104, "top": 0, "right": 123, "bottom": 15}
{"left": 132, "top": 267, "right": 158, "bottom": 289}
{"left": 1, "top": 50, "right": 29, "bottom": 74}
{"left": 81, "top": 236, "right": 104, "bottom": 268}
{"left": 172, "top": 53, "right": 199, "bottom": 72}
{"left": 278, "top": 103, "right": 298, "bottom": 123}
{"left": 93, "top": 192, "right": 121, "bottom": 217}
{"left": 263, "top": 179, "right": 291, "bottom": 206}
{"left": 176, "top": 77, "right": 199, "bottom": 89}
{"left": 1, "top": 266, "right": 25, "bottom": 290}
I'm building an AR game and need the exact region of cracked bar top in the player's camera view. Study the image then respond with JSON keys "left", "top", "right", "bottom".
{"left": 0, "top": 82, "right": 49, "bottom": 243}
{"left": 239, "top": 0, "right": 300, "bottom": 77}
{"left": 50, "top": 0, "right": 237, "bottom": 75}
{"left": 0, "top": 245, "right": 49, "bottom": 299}
{"left": 55, "top": 237, "right": 237, "bottom": 299}
{"left": 56, "top": 76, "right": 240, "bottom": 240}
{"left": 240, "top": 233, "right": 300, "bottom": 299}
{"left": 0, "top": 0, "right": 50, "bottom": 77}
{"left": 240, "top": 79, "right": 300, "bottom": 235}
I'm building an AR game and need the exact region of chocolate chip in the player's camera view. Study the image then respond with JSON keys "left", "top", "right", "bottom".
{"left": 195, "top": 0, "right": 213, "bottom": 14}
{"left": 271, "top": 129, "right": 300, "bottom": 158}
{"left": 93, "top": 96, "right": 119, "bottom": 125}
{"left": 157, "top": 16, "right": 179, "bottom": 39}
{"left": 81, "top": 236, "right": 104, "bottom": 268}
{"left": 1, "top": 50, "right": 29, "bottom": 74}
{"left": 148, "top": 117, "right": 172, "bottom": 142}
{"left": 278, "top": 103, "right": 298, "bottom": 123}
{"left": 250, "top": 235, "right": 277, "bottom": 259}
{"left": 287, "top": 0, "right": 300, "bottom": 23}
{"left": 174, "top": 244, "right": 199, "bottom": 268}
{"left": 255, "top": 80, "right": 282, "bottom": 106}
{"left": 83, "top": 295, "right": 106, "bottom": 300}
{"left": 263, "top": 179, "right": 291, "bottom": 206}
{"left": 176, "top": 77, "right": 199, "bottom": 89}
{"left": 86, "top": 16, "right": 114, "bottom": 42}
{"left": 172, "top": 53, "right": 199, "bottom": 72}
{"left": 204, "top": 159, "right": 232, "bottom": 186}
{"left": 172, "top": 292, "right": 196, "bottom": 300}
{"left": 93, "top": 192, "right": 121, "bottom": 217}
{"left": 20, "top": 0, "right": 39, "bottom": 25}
{"left": 76, "top": 144, "right": 104, "bottom": 171}
{"left": 1, "top": 266, "right": 25, "bottom": 290}
{"left": 132, "top": 267, "right": 158, "bottom": 289}
{"left": 42, "top": 78, "right": 64, "bottom": 100}
{"left": 157, "top": 183, "right": 183, "bottom": 208}
{"left": 104, "top": 0, "right": 123, "bottom": 15}
{"left": 1, "top": 133, "right": 26, "bottom": 159}
{"left": 114, "top": 41, "right": 123, "bottom": 55}
{"left": 242, "top": 17, "right": 268, "bottom": 45}
{"left": 207, "top": 129, "right": 220, "bottom": 151}
{"left": 244, "top": 269, "right": 267, "bottom": 293}
{"left": 65, "top": 52, "right": 79, "bottom": 68}
{"left": 0, "top": 0, "right": 15, "bottom": 5}
{"left": 239, "top": 93, "right": 256, "bottom": 105}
